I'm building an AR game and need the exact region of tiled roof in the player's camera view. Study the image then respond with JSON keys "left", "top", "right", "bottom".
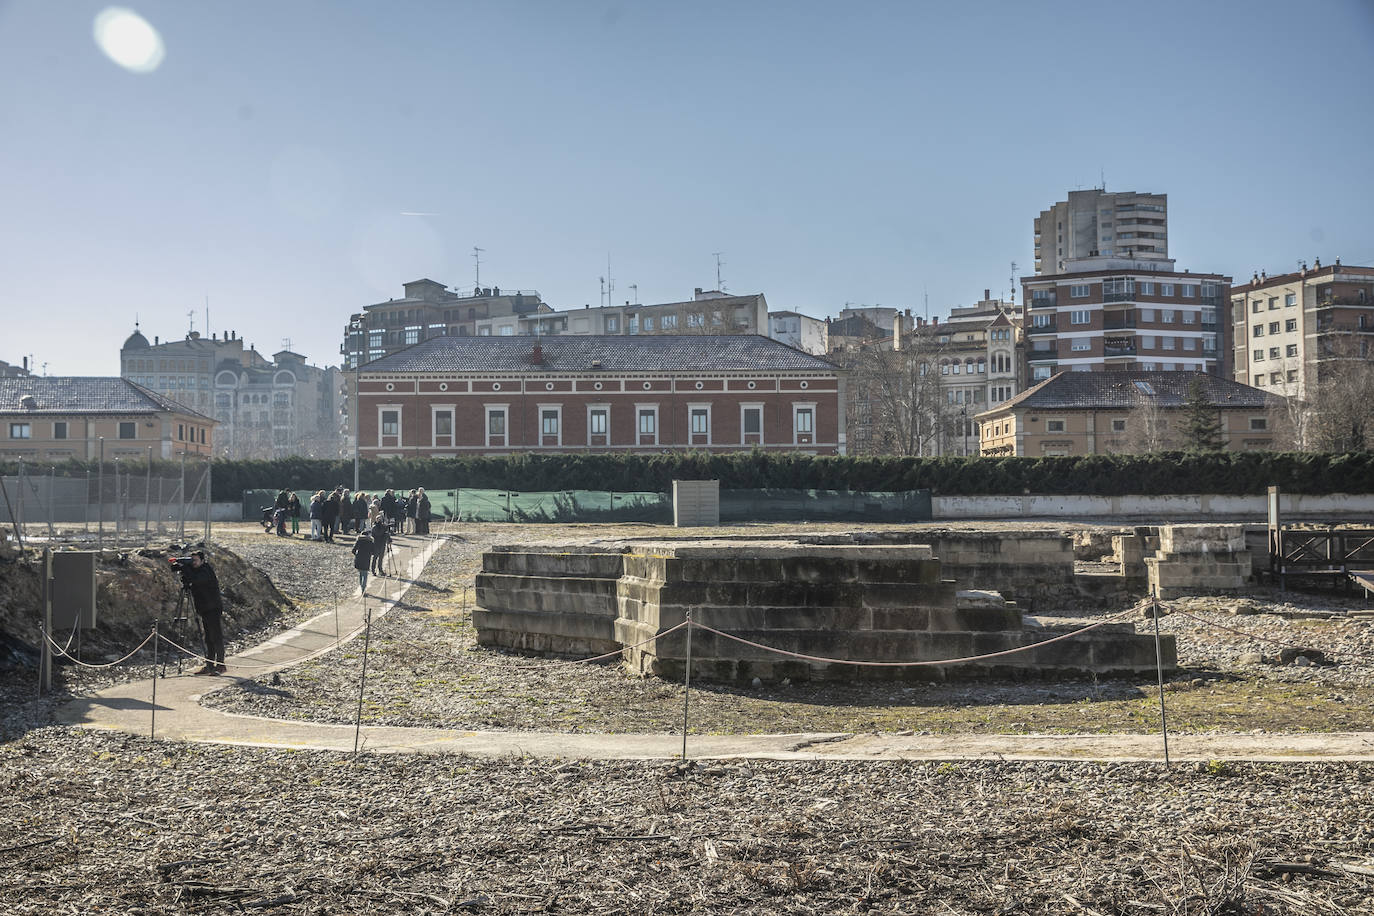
{"left": 0, "top": 377, "right": 214, "bottom": 419}
{"left": 362, "top": 334, "right": 839, "bottom": 373}
{"left": 976, "top": 371, "right": 1283, "bottom": 418}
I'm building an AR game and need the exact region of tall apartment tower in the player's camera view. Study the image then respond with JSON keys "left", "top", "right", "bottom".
{"left": 1034, "top": 190, "right": 1169, "bottom": 276}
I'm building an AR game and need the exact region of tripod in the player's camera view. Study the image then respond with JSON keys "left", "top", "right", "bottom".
{"left": 161, "top": 583, "right": 204, "bottom": 677}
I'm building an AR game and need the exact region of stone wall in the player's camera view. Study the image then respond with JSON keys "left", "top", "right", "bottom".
{"left": 1145, "top": 525, "right": 1253, "bottom": 599}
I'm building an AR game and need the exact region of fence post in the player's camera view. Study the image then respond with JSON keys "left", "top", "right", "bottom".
{"left": 84, "top": 469, "right": 90, "bottom": 533}
{"left": 47, "top": 465, "right": 54, "bottom": 539}
{"left": 681, "top": 611, "right": 693, "bottom": 761}
{"left": 204, "top": 459, "right": 212, "bottom": 545}
{"left": 178, "top": 453, "right": 185, "bottom": 541}
{"left": 150, "top": 624, "right": 158, "bottom": 739}
{"left": 354, "top": 597, "right": 373, "bottom": 756}
{"left": 17, "top": 457, "right": 25, "bottom": 536}
{"left": 1151, "top": 591, "right": 1171, "bottom": 767}
{"left": 144, "top": 448, "right": 152, "bottom": 542}
{"left": 97, "top": 438, "right": 105, "bottom": 550}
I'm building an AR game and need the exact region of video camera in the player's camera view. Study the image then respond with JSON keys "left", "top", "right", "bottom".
{"left": 168, "top": 555, "right": 199, "bottom": 571}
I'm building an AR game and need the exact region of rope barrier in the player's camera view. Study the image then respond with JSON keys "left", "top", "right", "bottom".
{"left": 44, "top": 630, "right": 156, "bottom": 669}
{"left": 690, "top": 608, "right": 1141, "bottom": 668}
{"left": 372, "top": 620, "right": 692, "bottom": 672}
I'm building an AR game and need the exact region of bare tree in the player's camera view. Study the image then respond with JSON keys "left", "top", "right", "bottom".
{"left": 1308, "top": 332, "right": 1374, "bottom": 452}
{"left": 837, "top": 336, "right": 949, "bottom": 456}
{"left": 1124, "top": 389, "right": 1175, "bottom": 453}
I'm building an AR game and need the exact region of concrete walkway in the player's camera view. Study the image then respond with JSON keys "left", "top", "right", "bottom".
{"left": 59, "top": 536, "right": 1374, "bottom": 763}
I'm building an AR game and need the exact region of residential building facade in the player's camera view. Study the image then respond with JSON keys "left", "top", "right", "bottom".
{"left": 0, "top": 358, "right": 33, "bottom": 378}
{"left": 514, "top": 289, "right": 770, "bottom": 339}
{"left": 342, "top": 279, "right": 553, "bottom": 369}
{"left": 0, "top": 377, "right": 214, "bottom": 460}
{"left": 1035, "top": 189, "right": 1169, "bottom": 275}
{"left": 121, "top": 328, "right": 341, "bottom": 459}
{"left": 1229, "top": 259, "right": 1374, "bottom": 400}
{"left": 1021, "top": 258, "right": 1229, "bottom": 382}
{"left": 768, "top": 310, "right": 829, "bottom": 355}
{"left": 354, "top": 335, "right": 843, "bottom": 458}
{"left": 976, "top": 371, "right": 1281, "bottom": 457}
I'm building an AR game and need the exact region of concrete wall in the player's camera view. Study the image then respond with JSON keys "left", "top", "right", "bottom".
{"left": 934, "top": 492, "right": 1374, "bottom": 520}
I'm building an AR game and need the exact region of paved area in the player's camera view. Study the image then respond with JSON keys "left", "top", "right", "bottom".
{"left": 59, "top": 534, "right": 1374, "bottom": 762}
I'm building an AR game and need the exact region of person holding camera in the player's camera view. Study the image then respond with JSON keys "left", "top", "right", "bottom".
{"left": 177, "top": 551, "right": 226, "bottom": 676}
{"left": 352, "top": 528, "right": 374, "bottom": 592}
{"left": 370, "top": 514, "right": 390, "bottom": 577}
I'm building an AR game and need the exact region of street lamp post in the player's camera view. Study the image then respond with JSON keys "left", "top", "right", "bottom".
{"left": 352, "top": 316, "right": 363, "bottom": 492}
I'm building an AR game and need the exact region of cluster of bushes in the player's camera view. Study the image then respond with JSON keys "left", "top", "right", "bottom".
{"left": 4, "top": 451, "right": 1371, "bottom": 500}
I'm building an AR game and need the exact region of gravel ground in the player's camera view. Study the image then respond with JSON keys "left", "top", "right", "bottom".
{"left": 2, "top": 728, "right": 1372, "bottom": 914}
{"left": 200, "top": 524, "right": 1374, "bottom": 737}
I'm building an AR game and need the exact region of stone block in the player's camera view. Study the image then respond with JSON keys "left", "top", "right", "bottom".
{"left": 926, "top": 605, "right": 1023, "bottom": 633}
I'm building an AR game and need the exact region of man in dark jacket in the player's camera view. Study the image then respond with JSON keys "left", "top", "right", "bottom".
{"left": 370, "top": 519, "right": 390, "bottom": 576}
{"left": 353, "top": 492, "right": 369, "bottom": 532}
{"left": 352, "top": 529, "right": 374, "bottom": 592}
{"left": 321, "top": 490, "right": 340, "bottom": 542}
{"left": 179, "top": 551, "right": 226, "bottom": 676}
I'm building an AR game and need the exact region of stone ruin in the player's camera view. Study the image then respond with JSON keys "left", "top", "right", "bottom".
{"left": 474, "top": 538, "right": 1174, "bottom": 683}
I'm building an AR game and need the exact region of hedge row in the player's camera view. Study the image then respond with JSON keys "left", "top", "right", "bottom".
{"left": 7, "top": 451, "right": 1370, "bottom": 500}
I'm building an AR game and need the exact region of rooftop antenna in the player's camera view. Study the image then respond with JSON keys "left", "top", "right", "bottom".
{"left": 1009, "top": 261, "right": 1018, "bottom": 303}
{"left": 629, "top": 283, "right": 638, "bottom": 305}
{"left": 472, "top": 246, "right": 484, "bottom": 288}
{"left": 281, "top": 338, "right": 292, "bottom": 352}
{"left": 713, "top": 252, "right": 724, "bottom": 291}
{"left": 599, "top": 275, "right": 606, "bottom": 307}
{"left": 1099, "top": 167, "right": 1105, "bottom": 191}
{"left": 205, "top": 294, "right": 210, "bottom": 340}
{"left": 187, "top": 310, "right": 195, "bottom": 335}
{"left": 606, "top": 254, "right": 614, "bottom": 306}
{"left": 923, "top": 288, "right": 929, "bottom": 321}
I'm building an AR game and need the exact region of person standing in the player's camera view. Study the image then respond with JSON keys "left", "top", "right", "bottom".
{"left": 179, "top": 551, "right": 226, "bottom": 676}
{"left": 339, "top": 489, "right": 352, "bottom": 534}
{"left": 368, "top": 496, "right": 384, "bottom": 532}
{"left": 415, "top": 488, "right": 431, "bottom": 535}
{"left": 352, "top": 528, "right": 374, "bottom": 593}
{"left": 322, "top": 489, "right": 340, "bottom": 543}
{"left": 309, "top": 491, "right": 324, "bottom": 540}
{"left": 370, "top": 517, "right": 390, "bottom": 577}
{"left": 288, "top": 491, "right": 301, "bottom": 535}
{"left": 353, "top": 491, "right": 369, "bottom": 533}
{"left": 404, "top": 489, "right": 418, "bottom": 534}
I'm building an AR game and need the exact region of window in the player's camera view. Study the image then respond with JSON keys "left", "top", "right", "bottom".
{"left": 52, "top": 421, "right": 67, "bottom": 439}
{"left": 1250, "top": 300, "right": 1261, "bottom": 314}
{"left": 1032, "top": 313, "right": 1052, "bottom": 328}
{"left": 118, "top": 422, "right": 135, "bottom": 439}
{"left": 1161, "top": 284, "right": 1174, "bottom": 296}
{"left": 1268, "top": 322, "right": 1280, "bottom": 335}
{"left": 742, "top": 404, "right": 763, "bottom": 441}
{"left": 486, "top": 407, "right": 507, "bottom": 444}
{"left": 541, "top": 409, "right": 560, "bottom": 438}
{"left": 605, "top": 316, "right": 620, "bottom": 332}
{"left": 1286, "top": 344, "right": 1298, "bottom": 357}
{"left": 637, "top": 408, "right": 657, "bottom": 438}
{"left": 1269, "top": 347, "right": 1280, "bottom": 359}
{"left": 403, "top": 327, "right": 420, "bottom": 345}
{"left": 1184, "top": 338, "right": 1197, "bottom": 351}
{"left": 686, "top": 312, "right": 703, "bottom": 327}
{"left": 1070, "top": 284, "right": 1090, "bottom": 298}
{"left": 381, "top": 410, "right": 399, "bottom": 437}
{"left": 690, "top": 408, "right": 708, "bottom": 435}
{"left": 1253, "top": 326, "right": 1264, "bottom": 337}
{"left": 1162, "top": 309, "right": 1175, "bottom": 323}
{"left": 1140, "top": 308, "right": 1155, "bottom": 322}
{"left": 1140, "top": 282, "right": 1155, "bottom": 295}
{"left": 642, "top": 316, "right": 656, "bottom": 331}
{"left": 1285, "top": 318, "right": 1297, "bottom": 332}
{"left": 9, "top": 423, "right": 31, "bottom": 439}
{"left": 627, "top": 315, "right": 640, "bottom": 334}
{"left": 1254, "top": 374, "right": 1264, "bottom": 385}
{"left": 1070, "top": 310, "right": 1090, "bottom": 324}
{"left": 1046, "top": 419, "right": 1066, "bottom": 433}
{"left": 1111, "top": 419, "right": 1126, "bottom": 432}
{"left": 1071, "top": 339, "right": 1091, "bottom": 351}
{"left": 434, "top": 410, "right": 453, "bottom": 437}
{"left": 1181, "top": 285, "right": 1197, "bottom": 298}
{"left": 661, "top": 313, "right": 677, "bottom": 329}
{"left": 793, "top": 405, "right": 815, "bottom": 443}
{"left": 1285, "top": 293, "right": 1296, "bottom": 307}
{"left": 1287, "top": 369, "right": 1298, "bottom": 383}
{"left": 1162, "top": 337, "right": 1175, "bottom": 350}
{"left": 588, "top": 407, "right": 608, "bottom": 437}
{"left": 177, "top": 423, "right": 184, "bottom": 440}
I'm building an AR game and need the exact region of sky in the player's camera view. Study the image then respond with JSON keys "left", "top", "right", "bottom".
{"left": 2, "top": 0, "right": 1373, "bottom": 376}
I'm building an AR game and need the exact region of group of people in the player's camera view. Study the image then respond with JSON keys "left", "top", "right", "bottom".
{"left": 271, "top": 486, "right": 434, "bottom": 541}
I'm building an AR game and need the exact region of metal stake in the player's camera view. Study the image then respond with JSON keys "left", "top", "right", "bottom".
{"left": 151, "top": 624, "right": 158, "bottom": 738}
{"left": 681, "top": 612, "right": 693, "bottom": 761}
{"left": 1151, "top": 591, "right": 1171, "bottom": 767}
{"left": 144, "top": 447, "right": 152, "bottom": 541}
{"left": 354, "top": 598, "right": 373, "bottom": 756}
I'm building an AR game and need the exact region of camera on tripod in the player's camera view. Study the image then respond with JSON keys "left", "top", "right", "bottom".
{"left": 168, "top": 555, "right": 197, "bottom": 571}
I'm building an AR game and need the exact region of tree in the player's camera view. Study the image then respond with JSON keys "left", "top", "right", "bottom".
{"left": 1308, "top": 333, "right": 1374, "bottom": 452}
{"left": 1180, "top": 376, "right": 1224, "bottom": 451}
{"left": 1124, "top": 389, "right": 1175, "bottom": 454}
{"left": 837, "top": 335, "right": 949, "bottom": 456}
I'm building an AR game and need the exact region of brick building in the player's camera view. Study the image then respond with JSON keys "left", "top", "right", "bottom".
{"left": 355, "top": 335, "right": 843, "bottom": 457}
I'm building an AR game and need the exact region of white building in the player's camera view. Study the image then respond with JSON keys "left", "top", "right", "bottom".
{"left": 768, "top": 310, "right": 828, "bottom": 355}
{"left": 1035, "top": 189, "right": 1169, "bottom": 276}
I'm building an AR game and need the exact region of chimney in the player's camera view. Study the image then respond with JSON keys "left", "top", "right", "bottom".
{"left": 1260, "top": 271, "right": 1266, "bottom": 282}
{"left": 22, "top": 356, "right": 28, "bottom": 371}
{"left": 694, "top": 288, "right": 702, "bottom": 297}
{"left": 984, "top": 289, "right": 990, "bottom": 301}
{"left": 1315, "top": 257, "right": 1321, "bottom": 268}
{"left": 1335, "top": 257, "right": 1341, "bottom": 268}
{"left": 529, "top": 344, "right": 544, "bottom": 365}
{"left": 892, "top": 314, "right": 903, "bottom": 350}
{"left": 154, "top": 336, "right": 159, "bottom": 344}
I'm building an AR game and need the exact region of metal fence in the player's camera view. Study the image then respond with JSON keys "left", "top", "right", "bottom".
{"left": 0, "top": 456, "right": 213, "bottom": 549}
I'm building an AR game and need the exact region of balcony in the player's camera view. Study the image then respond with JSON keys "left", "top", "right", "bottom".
{"left": 1027, "top": 319, "right": 1057, "bottom": 334}
{"left": 1103, "top": 291, "right": 1137, "bottom": 303}
{"left": 1028, "top": 347, "right": 1057, "bottom": 361}
{"left": 1103, "top": 316, "right": 1137, "bottom": 330}
{"left": 1104, "top": 342, "right": 1138, "bottom": 358}
{"left": 1030, "top": 293, "right": 1058, "bottom": 307}
{"left": 1201, "top": 319, "right": 1217, "bottom": 330}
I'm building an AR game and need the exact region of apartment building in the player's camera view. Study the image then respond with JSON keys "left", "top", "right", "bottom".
{"left": 0, "top": 376, "right": 214, "bottom": 460}
{"left": 977, "top": 371, "right": 1281, "bottom": 457}
{"left": 121, "top": 327, "right": 341, "bottom": 459}
{"left": 768, "top": 310, "right": 829, "bottom": 355}
{"left": 342, "top": 279, "right": 553, "bottom": 369}
{"left": 1021, "top": 257, "right": 1229, "bottom": 381}
{"left": 354, "top": 335, "right": 843, "bottom": 458}
{"left": 1034, "top": 189, "right": 1169, "bottom": 276}
{"left": 515, "top": 289, "right": 770, "bottom": 339}
{"left": 1229, "top": 259, "right": 1374, "bottom": 399}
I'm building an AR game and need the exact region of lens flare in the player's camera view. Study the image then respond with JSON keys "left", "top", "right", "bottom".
{"left": 92, "top": 7, "right": 165, "bottom": 74}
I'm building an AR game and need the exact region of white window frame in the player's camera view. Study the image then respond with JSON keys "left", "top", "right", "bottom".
{"left": 1070, "top": 284, "right": 1090, "bottom": 298}
{"left": 587, "top": 404, "right": 609, "bottom": 440}
{"left": 1070, "top": 310, "right": 1090, "bottom": 324}
{"left": 740, "top": 402, "right": 764, "bottom": 443}
{"left": 378, "top": 405, "right": 402, "bottom": 446}
{"left": 1045, "top": 418, "right": 1066, "bottom": 433}
{"left": 431, "top": 404, "right": 455, "bottom": 446}
{"left": 538, "top": 403, "right": 562, "bottom": 446}
{"left": 687, "top": 402, "right": 711, "bottom": 444}
{"left": 9, "top": 422, "right": 31, "bottom": 439}
{"left": 635, "top": 403, "right": 658, "bottom": 444}
{"left": 484, "top": 404, "right": 508, "bottom": 447}
{"left": 792, "top": 402, "right": 817, "bottom": 444}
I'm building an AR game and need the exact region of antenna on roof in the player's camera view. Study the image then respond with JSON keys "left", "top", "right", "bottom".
{"left": 629, "top": 283, "right": 638, "bottom": 305}
{"left": 713, "top": 252, "right": 725, "bottom": 291}
{"left": 186, "top": 310, "right": 195, "bottom": 335}
{"left": 606, "top": 253, "right": 614, "bottom": 307}
{"left": 281, "top": 338, "right": 292, "bottom": 351}
{"left": 473, "top": 246, "right": 484, "bottom": 288}
{"left": 1009, "top": 261, "right": 1018, "bottom": 303}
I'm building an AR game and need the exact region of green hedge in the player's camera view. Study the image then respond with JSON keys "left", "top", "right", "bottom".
{"left": 3, "top": 451, "right": 1372, "bottom": 500}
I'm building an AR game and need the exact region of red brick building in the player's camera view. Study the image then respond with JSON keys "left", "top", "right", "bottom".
{"left": 356, "top": 335, "right": 844, "bottom": 457}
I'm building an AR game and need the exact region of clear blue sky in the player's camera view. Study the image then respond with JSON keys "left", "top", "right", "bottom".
{"left": 3, "top": 0, "right": 1372, "bottom": 375}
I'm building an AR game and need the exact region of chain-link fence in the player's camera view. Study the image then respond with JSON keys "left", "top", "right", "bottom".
{"left": 0, "top": 456, "right": 213, "bottom": 549}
